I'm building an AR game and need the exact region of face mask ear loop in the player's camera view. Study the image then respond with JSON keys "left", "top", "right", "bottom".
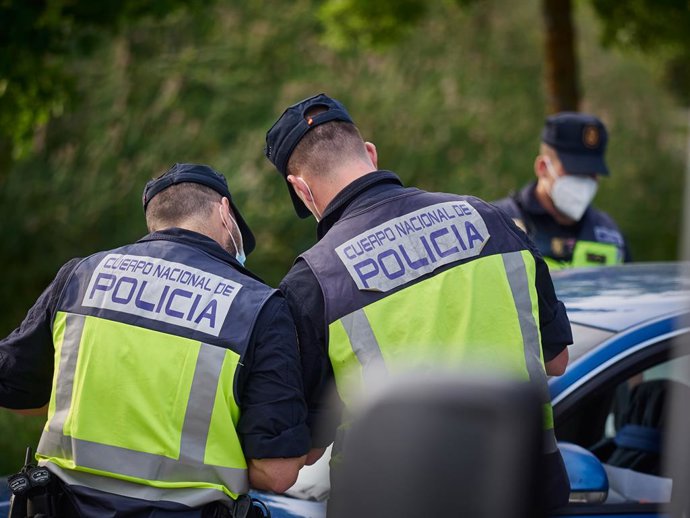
{"left": 219, "top": 204, "right": 241, "bottom": 256}
{"left": 298, "top": 177, "right": 322, "bottom": 222}
{"left": 226, "top": 210, "right": 245, "bottom": 255}
{"left": 544, "top": 155, "right": 558, "bottom": 180}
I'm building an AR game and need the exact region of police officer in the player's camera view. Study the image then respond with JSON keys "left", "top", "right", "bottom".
{"left": 0, "top": 163, "right": 310, "bottom": 517}
{"left": 494, "top": 112, "right": 631, "bottom": 269}
{"left": 264, "top": 94, "right": 573, "bottom": 511}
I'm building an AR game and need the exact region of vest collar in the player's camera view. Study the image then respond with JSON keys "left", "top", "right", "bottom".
{"left": 317, "top": 170, "right": 403, "bottom": 240}
{"left": 137, "top": 228, "right": 264, "bottom": 282}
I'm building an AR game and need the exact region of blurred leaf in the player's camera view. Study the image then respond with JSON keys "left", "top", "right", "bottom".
{"left": 318, "top": 0, "right": 428, "bottom": 50}
{"left": 590, "top": 0, "right": 690, "bottom": 103}
{"left": 0, "top": 0, "right": 216, "bottom": 163}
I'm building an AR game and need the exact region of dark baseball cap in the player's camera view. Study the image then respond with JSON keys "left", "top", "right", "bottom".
{"left": 143, "top": 163, "right": 255, "bottom": 255}
{"left": 265, "top": 93, "right": 354, "bottom": 218}
{"left": 541, "top": 112, "right": 609, "bottom": 176}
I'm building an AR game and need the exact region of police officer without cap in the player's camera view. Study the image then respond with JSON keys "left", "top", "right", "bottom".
{"left": 494, "top": 112, "right": 631, "bottom": 269}
{"left": 0, "top": 163, "right": 309, "bottom": 517}
{"left": 265, "top": 94, "right": 574, "bottom": 511}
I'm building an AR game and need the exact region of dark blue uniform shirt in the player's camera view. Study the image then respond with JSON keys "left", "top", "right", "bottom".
{"left": 0, "top": 227, "right": 310, "bottom": 460}
{"left": 493, "top": 181, "right": 631, "bottom": 264}
{"left": 280, "top": 171, "right": 573, "bottom": 448}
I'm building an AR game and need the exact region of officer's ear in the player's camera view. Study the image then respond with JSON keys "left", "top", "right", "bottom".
{"left": 287, "top": 175, "right": 313, "bottom": 203}
{"left": 364, "top": 142, "right": 378, "bottom": 169}
{"left": 534, "top": 155, "right": 549, "bottom": 180}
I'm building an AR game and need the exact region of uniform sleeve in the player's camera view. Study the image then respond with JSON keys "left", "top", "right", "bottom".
{"left": 491, "top": 195, "right": 521, "bottom": 220}
{"left": 619, "top": 226, "right": 633, "bottom": 263}
{"left": 0, "top": 258, "right": 80, "bottom": 409}
{"left": 623, "top": 243, "right": 632, "bottom": 263}
{"left": 236, "top": 294, "right": 311, "bottom": 459}
{"left": 592, "top": 209, "right": 631, "bottom": 263}
{"left": 534, "top": 257, "right": 573, "bottom": 361}
{"left": 279, "top": 260, "right": 342, "bottom": 449}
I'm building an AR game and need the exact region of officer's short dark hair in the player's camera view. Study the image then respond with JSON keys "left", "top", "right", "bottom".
{"left": 287, "top": 115, "right": 368, "bottom": 178}
{"left": 145, "top": 182, "right": 220, "bottom": 232}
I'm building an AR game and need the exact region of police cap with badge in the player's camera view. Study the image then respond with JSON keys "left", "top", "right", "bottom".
{"left": 542, "top": 112, "right": 609, "bottom": 176}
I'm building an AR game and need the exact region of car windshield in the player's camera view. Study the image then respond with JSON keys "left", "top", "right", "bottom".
{"left": 568, "top": 323, "right": 615, "bottom": 363}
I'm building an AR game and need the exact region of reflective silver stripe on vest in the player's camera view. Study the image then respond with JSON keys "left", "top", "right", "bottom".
{"left": 47, "top": 313, "right": 86, "bottom": 434}
{"left": 501, "top": 251, "right": 558, "bottom": 454}
{"left": 38, "top": 432, "right": 248, "bottom": 494}
{"left": 179, "top": 344, "right": 227, "bottom": 464}
{"left": 341, "top": 309, "right": 388, "bottom": 384}
{"left": 38, "top": 317, "right": 248, "bottom": 495}
{"left": 43, "top": 463, "right": 236, "bottom": 510}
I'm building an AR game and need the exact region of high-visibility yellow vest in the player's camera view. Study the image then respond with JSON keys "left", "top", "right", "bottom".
{"left": 37, "top": 237, "right": 275, "bottom": 507}
{"left": 301, "top": 189, "right": 558, "bottom": 453}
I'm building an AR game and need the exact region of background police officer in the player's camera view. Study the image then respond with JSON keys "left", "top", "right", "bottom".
{"left": 264, "top": 94, "right": 573, "bottom": 512}
{"left": 494, "top": 112, "right": 631, "bottom": 269}
{"left": 0, "top": 163, "right": 309, "bottom": 517}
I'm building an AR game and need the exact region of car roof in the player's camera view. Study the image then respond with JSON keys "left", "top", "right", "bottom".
{"left": 550, "top": 262, "right": 690, "bottom": 333}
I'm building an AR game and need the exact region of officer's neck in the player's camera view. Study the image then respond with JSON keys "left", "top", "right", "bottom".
{"left": 176, "top": 218, "right": 228, "bottom": 252}
{"left": 310, "top": 160, "right": 376, "bottom": 215}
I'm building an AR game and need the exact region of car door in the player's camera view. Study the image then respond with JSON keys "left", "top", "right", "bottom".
{"left": 552, "top": 326, "right": 690, "bottom": 517}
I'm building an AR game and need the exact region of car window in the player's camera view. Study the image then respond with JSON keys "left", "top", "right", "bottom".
{"left": 601, "top": 354, "right": 690, "bottom": 440}
{"left": 645, "top": 352, "right": 690, "bottom": 385}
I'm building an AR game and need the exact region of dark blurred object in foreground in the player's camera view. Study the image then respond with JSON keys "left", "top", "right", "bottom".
{"left": 329, "top": 374, "right": 545, "bottom": 518}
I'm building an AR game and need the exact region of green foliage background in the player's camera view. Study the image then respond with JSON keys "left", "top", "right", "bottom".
{"left": 0, "top": 0, "right": 686, "bottom": 473}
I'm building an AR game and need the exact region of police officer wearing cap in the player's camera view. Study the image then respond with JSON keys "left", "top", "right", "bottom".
{"left": 265, "top": 94, "right": 574, "bottom": 512}
{"left": 0, "top": 163, "right": 309, "bottom": 517}
{"left": 494, "top": 113, "right": 631, "bottom": 269}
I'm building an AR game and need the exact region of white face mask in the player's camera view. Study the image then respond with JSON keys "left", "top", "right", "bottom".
{"left": 219, "top": 205, "right": 246, "bottom": 266}
{"left": 544, "top": 157, "right": 598, "bottom": 221}
{"left": 296, "top": 177, "right": 322, "bottom": 222}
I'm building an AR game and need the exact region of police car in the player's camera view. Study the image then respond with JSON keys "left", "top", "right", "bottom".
{"left": 252, "top": 262, "right": 690, "bottom": 518}
{"left": 1, "top": 262, "right": 688, "bottom": 518}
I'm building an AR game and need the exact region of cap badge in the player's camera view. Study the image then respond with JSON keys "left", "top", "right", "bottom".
{"left": 583, "top": 125, "right": 600, "bottom": 148}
